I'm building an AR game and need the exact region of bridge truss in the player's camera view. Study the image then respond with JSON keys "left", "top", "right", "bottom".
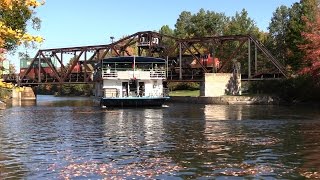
{"left": 18, "top": 31, "right": 287, "bottom": 86}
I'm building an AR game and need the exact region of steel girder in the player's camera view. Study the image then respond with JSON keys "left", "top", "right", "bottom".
{"left": 18, "top": 31, "right": 287, "bottom": 85}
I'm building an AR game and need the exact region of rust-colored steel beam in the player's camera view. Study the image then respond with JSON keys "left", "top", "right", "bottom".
{"left": 39, "top": 51, "right": 62, "bottom": 83}
{"left": 53, "top": 52, "right": 66, "bottom": 74}
{"left": 62, "top": 50, "right": 84, "bottom": 81}
{"left": 18, "top": 31, "right": 287, "bottom": 85}
{"left": 182, "top": 42, "right": 209, "bottom": 73}
{"left": 100, "top": 48, "right": 110, "bottom": 60}
{"left": 163, "top": 42, "right": 179, "bottom": 59}
{"left": 218, "top": 39, "right": 247, "bottom": 72}
{"left": 19, "top": 51, "right": 40, "bottom": 83}
{"left": 190, "top": 43, "right": 209, "bottom": 73}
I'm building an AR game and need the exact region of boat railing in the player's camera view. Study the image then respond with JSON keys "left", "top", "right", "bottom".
{"left": 150, "top": 70, "right": 166, "bottom": 78}
{"left": 102, "top": 68, "right": 166, "bottom": 79}
{"left": 102, "top": 69, "right": 117, "bottom": 78}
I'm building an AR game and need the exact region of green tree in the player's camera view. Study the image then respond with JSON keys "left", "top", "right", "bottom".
{"left": 189, "top": 8, "right": 227, "bottom": 37}
{"left": 159, "top": 25, "right": 176, "bottom": 57}
{"left": 224, "top": 9, "right": 259, "bottom": 36}
{"left": 267, "top": 5, "right": 290, "bottom": 64}
{"left": 159, "top": 25, "right": 174, "bottom": 36}
{"left": 174, "top": 11, "right": 193, "bottom": 38}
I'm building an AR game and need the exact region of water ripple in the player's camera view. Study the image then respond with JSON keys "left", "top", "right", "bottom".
{"left": 1, "top": 97, "right": 320, "bottom": 179}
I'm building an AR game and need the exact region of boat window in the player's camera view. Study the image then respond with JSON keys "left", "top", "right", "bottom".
{"left": 135, "top": 63, "right": 152, "bottom": 70}
{"left": 116, "top": 62, "right": 132, "bottom": 71}
{"left": 153, "top": 63, "right": 165, "bottom": 70}
{"left": 102, "top": 63, "right": 116, "bottom": 69}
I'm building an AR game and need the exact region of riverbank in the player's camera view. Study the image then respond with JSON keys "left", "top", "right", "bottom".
{"left": 168, "top": 95, "right": 281, "bottom": 105}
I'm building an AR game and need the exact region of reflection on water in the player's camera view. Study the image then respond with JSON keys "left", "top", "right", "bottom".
{"left": 1, "top": 96, "right": 320, "bottom": 179}
{"left": 204, "top": 105, "right": 243, "bottom": 120}
{"left": 7, "top": 99, "right": 37, "bottom": 107}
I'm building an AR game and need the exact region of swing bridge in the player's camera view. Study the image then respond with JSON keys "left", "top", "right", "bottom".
{"left": 13, "top": 31, "right": 287, "bottom": 86}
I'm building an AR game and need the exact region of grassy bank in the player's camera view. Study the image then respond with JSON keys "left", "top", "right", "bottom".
{"left": 169, "top": 90, "right": 200, "bottom": 97}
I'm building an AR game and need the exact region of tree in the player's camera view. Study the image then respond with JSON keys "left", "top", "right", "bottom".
{"left": 225, "top": 9, "right": 259, "bottom": 36}
{"left": 267, "top": 5, "right": 290, "bottom": 64}
{"left": 189, "top": 8, "right": 227, "bottom": 37}
{"left": 267, "top": 0, "right": 319, "bottom": 72}
{"left": 0, "top": 0, "right": 44, "bottom": 50}
{"left": 285, "top": 0, "right": 318, "bottom": 72}
{"left": 299, "top": 5, "right": 320, "bottom": 79}
{"left": 159, "top": 25, "right": 176, "bottom": 57}
{"left": 173, "top": 9, "right": 231, "bottom": 57}
{"left": 174, "top": 11, "right": 193, "bottom": 38}
{"left": 159, "top": 25, "right": 174, "bottom": 36}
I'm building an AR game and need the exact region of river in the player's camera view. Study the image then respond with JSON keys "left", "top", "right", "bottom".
{"left": 0, "top": 95, "right": 320, "bottom": 179}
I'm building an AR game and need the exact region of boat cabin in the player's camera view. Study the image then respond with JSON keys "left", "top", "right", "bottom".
{"left": 95, "top": 56, "right": 168, "bottom": 100}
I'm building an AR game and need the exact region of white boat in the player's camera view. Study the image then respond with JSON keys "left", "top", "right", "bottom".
{"left": 94, "top": 56, "right": 169, "bottom": 107}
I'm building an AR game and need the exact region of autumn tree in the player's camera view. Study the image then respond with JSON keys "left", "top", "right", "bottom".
{"left": 266, "top": 0, "right": 319, "bottom": 73}
{"left": 285, "top": 0, "right": 318, "bottom": 71}
{"left": 0, "top": 0, "right": 43, "bottom": 77}
{"left": 0, "top": 0, "right": 44, "bottom": 50}
{"left": 299, "top": 5, "right": 320, "bottom": 79}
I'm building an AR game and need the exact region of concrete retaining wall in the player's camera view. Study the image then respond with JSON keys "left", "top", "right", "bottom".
{"left": 169, "top": 95, "right": 280, "bottom": 105}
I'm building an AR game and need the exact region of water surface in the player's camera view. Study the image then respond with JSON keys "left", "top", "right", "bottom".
{"left": 0, "top": 95, "right": 320, "bottom": 179}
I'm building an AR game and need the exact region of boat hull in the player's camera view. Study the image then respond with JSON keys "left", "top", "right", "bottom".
{"left": 100, "top": 97, "right": 169, "bottom": 107}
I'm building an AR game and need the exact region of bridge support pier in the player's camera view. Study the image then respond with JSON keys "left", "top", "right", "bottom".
{"left": 200, "top": 73, "right": 241, "bottom": 97}
{"left": 12, "top": 87, "right": 37, "bottom": 100}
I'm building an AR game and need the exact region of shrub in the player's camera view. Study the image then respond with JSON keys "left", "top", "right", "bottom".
{"left": 168, "top": 82, "right": 200, "bottom": 91}
{"left": 249, "top": 75, "right": 320, "bottom": 103}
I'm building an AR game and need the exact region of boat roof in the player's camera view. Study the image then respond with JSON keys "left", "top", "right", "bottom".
{"left": 102, "top": 56, "right": 165, "bottom": 63}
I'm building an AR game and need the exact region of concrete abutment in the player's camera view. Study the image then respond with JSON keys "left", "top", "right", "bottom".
{"left": 200, "top": 73, "right": 241, "bottom": 97}
{"left": 12, "top": 87, "right": 37, "bottom": 100}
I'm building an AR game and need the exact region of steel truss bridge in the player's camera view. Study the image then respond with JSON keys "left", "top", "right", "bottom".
{"left": 17, "top": 31, "right": 287, "bottom": 86}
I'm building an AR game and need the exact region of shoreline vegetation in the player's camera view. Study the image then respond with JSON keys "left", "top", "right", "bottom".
{"left": 167, "top": 78, "right": 320, "bottom": 105}
{"left": 0, "top": 82, "right": 319, "bottom": 109}
{"left": 2, "top": 77, "right": 319, "bottom": 107}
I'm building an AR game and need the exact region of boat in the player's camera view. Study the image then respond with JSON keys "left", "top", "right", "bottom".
{"left": 94, "top": 56, "right": 170, "bottom": 107}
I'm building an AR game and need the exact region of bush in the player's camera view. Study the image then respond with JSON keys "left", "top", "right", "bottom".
{"left": 0, "top": 87, "right": 11, "bottom": 100}
{"left": 249, "top": 75, "right": 320, "bottom": 103}
{"left": 37, "top": 84, "right": 93, "bottom": 96}
{"left": 168, "top": 82, "right": 200, "bottom": 91}
{"left": 58, "top": 84, "right": 93, "bottom": 96}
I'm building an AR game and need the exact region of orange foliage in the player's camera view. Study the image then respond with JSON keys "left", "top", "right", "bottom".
{"left": 299, "top": 8, "right": 320, "bottom": 77}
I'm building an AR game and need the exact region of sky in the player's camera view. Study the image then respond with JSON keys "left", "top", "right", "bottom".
{"left": 8, "top": 0, "right": 299, "bottom": 69}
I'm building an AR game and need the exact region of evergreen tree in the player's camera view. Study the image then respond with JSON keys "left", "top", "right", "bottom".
{"left": 267, "top": 5, "right": 290, "bottom": 64}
